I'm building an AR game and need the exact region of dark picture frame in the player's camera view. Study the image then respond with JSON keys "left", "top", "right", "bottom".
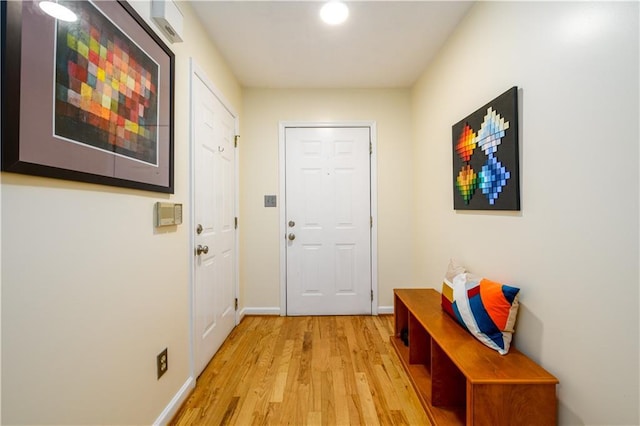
{"left": 1, "top": 0, "right": 175, "bottom": 193}
{"left": 452, "top": 87, "right": 519, "bottom": 210}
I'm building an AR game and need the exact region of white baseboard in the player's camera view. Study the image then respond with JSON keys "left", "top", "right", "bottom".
{"left": 242, "top": 307, "right": 281, "bottom": 316}
{"left": 240, "top": 306, "right": 392, "bottom": 316}
{"left": 377, "top": 306, "right": 393, "bottom": 315}
{"left": 153, "top": 376, "right": 195, "bottom": 426}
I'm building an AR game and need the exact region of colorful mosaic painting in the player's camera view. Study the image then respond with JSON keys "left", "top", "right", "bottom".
{"left": 54, "top": 1, "right": 159, "bottom": 165}
{"left": 452, "top": 87, "right": 520, "bottom": 210}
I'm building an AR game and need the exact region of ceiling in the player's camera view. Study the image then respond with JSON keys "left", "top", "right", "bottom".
{"left": 188, "top": 1, "right": 474, "bottom": 89}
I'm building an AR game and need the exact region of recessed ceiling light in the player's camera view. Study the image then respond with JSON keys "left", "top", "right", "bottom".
{"left": 39, "top": 1, "right": 78, "bottom": 22}
{"left": 320, "top": 1, "right": 349, "bottom": 26}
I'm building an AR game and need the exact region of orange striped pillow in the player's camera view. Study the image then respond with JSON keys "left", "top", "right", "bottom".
{"left": 442, "top": 261, "right": 521, "bottom": 355}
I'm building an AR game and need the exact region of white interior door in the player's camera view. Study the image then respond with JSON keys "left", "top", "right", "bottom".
{"left": 285, "top": 127, "right": 372, "bottom": 315}
{"left": 193, "top": 71, "right": 236, "bottom": 377}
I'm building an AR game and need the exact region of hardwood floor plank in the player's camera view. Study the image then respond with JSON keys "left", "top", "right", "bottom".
{"left": 380, "top": 354, "right": 427, "bottom": 426}
{"left": 170, "top": 316, "right": 431, "bottom": 426}
{"left": 330, "top": 356, "right": 350, "bottom": 425}
{"left": 373, "top": 363, "right": 401, "bottom": 411}
{"left": 354, "top": 372, "right": 380, "bottom": 426}
{"left": 270, "top": 339, "right": 294, "bottom": 403}
{"left": 307, "top": 411, "right": 322, "bottom": 426}
{"left": 320, "top": 370, "right": 336, "bottom": 425}
{"left": 172, "top": 408, "right": 201, "bottom": 426}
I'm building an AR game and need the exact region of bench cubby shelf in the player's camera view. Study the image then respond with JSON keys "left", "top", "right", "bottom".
{"left": 390, "top": 288, "right": 558, "bottom": 425}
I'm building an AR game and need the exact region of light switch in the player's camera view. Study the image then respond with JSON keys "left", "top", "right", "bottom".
{"left": 264, "top": 195, "right": 277, "bottom": 207}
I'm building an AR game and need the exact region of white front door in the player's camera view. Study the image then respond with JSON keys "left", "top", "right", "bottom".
{"left": 285, "top": 127, "right": 372, "bottom": 315}
{"left": 192, "top": 69, "right": 237, "bottom": 377}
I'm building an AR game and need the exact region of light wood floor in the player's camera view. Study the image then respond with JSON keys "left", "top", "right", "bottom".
{"left": 170, "top": 315, "right": 430, "bottom": 426}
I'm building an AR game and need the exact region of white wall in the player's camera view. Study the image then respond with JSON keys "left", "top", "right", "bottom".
{"left": 240, "top": 89, "right": 414, "bottom": 312}
{"left": 1, "top": 1, "right": 241, "bottom": 424}
{"left": 411, "top": 2, "right": 638, "bottom": 425}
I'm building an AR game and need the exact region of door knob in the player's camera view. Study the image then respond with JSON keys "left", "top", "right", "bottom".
{"left": 196, "top": 245, "right": 209, "bottom": 255}
{"left": 196, "top": 224, "right": 203, "bottom": 235}
{"left": 288, "top": 220, "right": 295, "bottom": 227}
{"left": 288, "top": 233, "right": 296, "bottom": 241}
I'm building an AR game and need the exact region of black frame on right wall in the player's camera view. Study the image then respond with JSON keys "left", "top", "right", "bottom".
{"left": 452, "top": 87, "right": 520, "bottom": 211}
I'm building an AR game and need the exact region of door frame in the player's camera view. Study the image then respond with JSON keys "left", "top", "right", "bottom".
{"left": 189, "top": 58, "right": 240, "bottom": 378}
{"left": 278, "top": 121, "right": 379, "bottom": 316}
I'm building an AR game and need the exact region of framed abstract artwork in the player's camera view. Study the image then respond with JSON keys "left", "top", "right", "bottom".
{"left": 452, "top": 87, "right": 519, "bottom": 210}
{"left": 1, "top": 0, "right": 175, "bottom": 193}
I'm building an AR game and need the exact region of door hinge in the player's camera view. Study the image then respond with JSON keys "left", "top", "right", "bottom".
{"left": 369, "top": 142, "right": 372, "bottom": 155}
{"left": 235, "top": 298, "right": 238, "bottom": 311}
{"left": 234, "top": 217, "right": 238, "bottom": 229}
{"left": 370, "top": 216, "right": 373, "bottom": 228}
{"left": 371, "top": 290, "right": 374, "bottom": 301}
{"left": 234, "top": 135, "right": 240, "bottom": 148}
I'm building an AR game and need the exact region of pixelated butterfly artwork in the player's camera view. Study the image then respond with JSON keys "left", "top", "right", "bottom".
{"left": 54, "top": 0, "right": 159, "bottom": 165}
{"left": 452, "top": 87, "right": 520, "bottom": 210}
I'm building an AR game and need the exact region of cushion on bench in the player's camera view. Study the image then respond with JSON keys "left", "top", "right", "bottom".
{"left": 442, "top": 260, "right": 520, "bottom": 355}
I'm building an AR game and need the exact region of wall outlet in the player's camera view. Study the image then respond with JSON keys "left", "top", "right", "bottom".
{"left": 157, "top": 348, "right": 168, "bottom": 380}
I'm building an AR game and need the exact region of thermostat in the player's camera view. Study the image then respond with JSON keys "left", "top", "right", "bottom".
{"left": 155, "top": 202, "right": 182, "bottom": 227}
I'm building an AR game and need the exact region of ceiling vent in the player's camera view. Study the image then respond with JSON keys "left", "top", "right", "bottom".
{"left": 151, "top": 0, "right": 184, "bottom": 43}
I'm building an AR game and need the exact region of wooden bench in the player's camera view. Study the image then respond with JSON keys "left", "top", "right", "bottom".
{"left": 391, "top": 288, "right": 558, "bottom": 425}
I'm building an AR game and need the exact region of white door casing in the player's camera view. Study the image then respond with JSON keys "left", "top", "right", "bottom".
{"left": 191, "top": 62, "right": 238, "bottom": 378}
{"left": 284, "top": 126, "right": 375, "bottom": 315}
